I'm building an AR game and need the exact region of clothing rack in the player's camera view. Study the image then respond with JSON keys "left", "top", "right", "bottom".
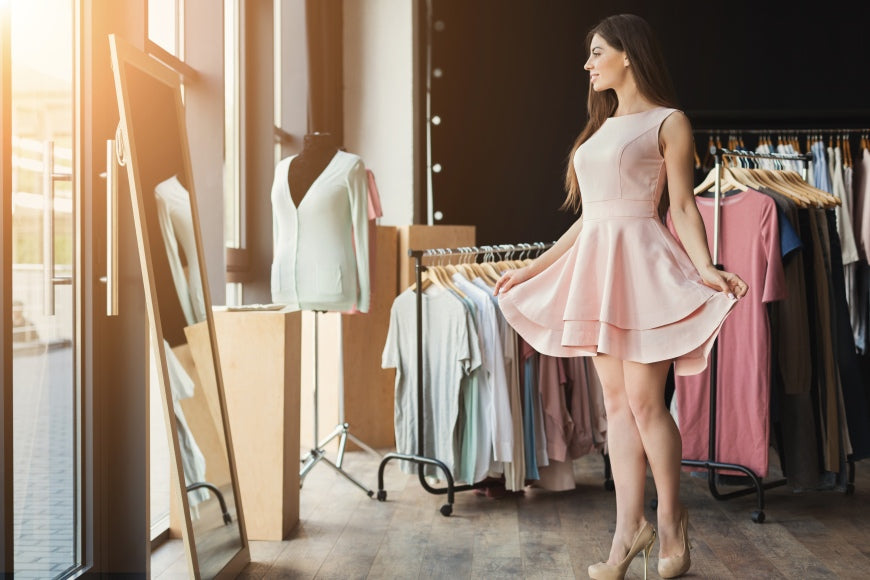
{"left": 680, "top": 146, "right": 813, "bottom": 524}
{"left": 695, "top": 128, "right": 870, "bottom": 135}
{"left": 376, "top": 241, "right": 607, "bottom": 516}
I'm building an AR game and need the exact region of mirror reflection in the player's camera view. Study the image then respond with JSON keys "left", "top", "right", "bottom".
{"left": 111, "top": 37, "right": 245, "bottom": 578}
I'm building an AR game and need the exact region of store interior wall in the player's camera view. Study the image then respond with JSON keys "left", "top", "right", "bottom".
{"left": 426, "top": 0, "right": 870, "bottom": 246}
{"left": 343, "top": 0, "right": 419, "bottom": 228}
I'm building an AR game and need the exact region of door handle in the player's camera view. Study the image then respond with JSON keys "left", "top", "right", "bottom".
{"left": 42, "top": 141, "right": 72, "bottom": 316}
{"left": 104, "top": 138, "right": 120, "bottom": 316}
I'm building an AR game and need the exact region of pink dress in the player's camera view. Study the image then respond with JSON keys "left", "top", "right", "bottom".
{"left": 668, "top": 189, "right": 786, "bottom": 475}
{"left": 498, "top": 107, "right": 737, "bottom": 375}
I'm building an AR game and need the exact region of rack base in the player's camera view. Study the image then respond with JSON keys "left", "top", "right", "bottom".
{"left": 377, "top": 452, "right": 485, "bottom": 516}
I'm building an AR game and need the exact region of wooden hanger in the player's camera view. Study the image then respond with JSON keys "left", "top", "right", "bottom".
{"left": 430, "top": 265, "right": 466, "bottom": 298}
{"left": 764, "top": 169, "right": 837, "bottom": 208}
{"left": 749, "top": 168, "right": 812, "bottom": 207}
{"left": 694, "top": 163, "right": 749, "bottom": 195}
{"left": 729, "top": 166, "right": 765, "bottom": 190}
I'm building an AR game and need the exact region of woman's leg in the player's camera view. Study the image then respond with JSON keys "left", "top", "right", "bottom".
{"left": 622, "top": 359, "right": 684, "bottom": 558}
{"left": 591, "top": 354, "right": 648, "bottom": 565}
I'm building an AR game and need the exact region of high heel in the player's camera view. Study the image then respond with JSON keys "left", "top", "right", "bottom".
{"left": 658, "top": 508, "right": 691, "bottom": 578}
{"left": 588, "top": 521, "right": 656, "bottom": 580}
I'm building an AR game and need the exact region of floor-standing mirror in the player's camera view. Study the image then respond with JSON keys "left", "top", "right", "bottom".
{"left": 108, "top": 34, "right": 249, "bottom": 579}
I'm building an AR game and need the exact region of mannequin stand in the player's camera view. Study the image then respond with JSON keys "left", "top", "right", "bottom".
{"left": 299, "top": 310, "right": 377, "bottom": 496}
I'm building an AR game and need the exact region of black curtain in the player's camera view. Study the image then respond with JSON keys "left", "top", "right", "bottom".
{"left": 306, "top": 0, "right": 343, "bottom": 144}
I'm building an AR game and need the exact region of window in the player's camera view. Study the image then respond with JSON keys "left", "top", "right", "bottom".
{"left": 147, "top": 0, "right": 183, "bottom": 59}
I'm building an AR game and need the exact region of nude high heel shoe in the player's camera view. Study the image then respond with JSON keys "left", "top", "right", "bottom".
{"left": 658, "top": 508, "right": 691, "bottom": 578}
{"left": 588, "top": 521, "right": 656, "bottom": 580}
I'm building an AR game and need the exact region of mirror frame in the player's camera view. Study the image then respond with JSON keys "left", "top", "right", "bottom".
{"left": 108, "top": 33, "right": 249, "bottom": 578}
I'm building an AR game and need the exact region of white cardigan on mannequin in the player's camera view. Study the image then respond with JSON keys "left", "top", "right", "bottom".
{"left": 271, "top": 150, "right": 370, "bottom": 313}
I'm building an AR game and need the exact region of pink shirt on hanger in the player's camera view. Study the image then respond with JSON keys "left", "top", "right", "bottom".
{"left": 667, "top": 189, "right": 786, "bottom": 477}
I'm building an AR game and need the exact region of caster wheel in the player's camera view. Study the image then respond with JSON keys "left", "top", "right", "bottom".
{"left": 650, "top": 498, "right": 658, "bottom": 510}
{"left": 377, "top": 490, "right": 387, "bottom": 502}
{"left": 846, "top": 484, "right": 855, "bottom": 496}
{"left": 604, "top": 480, "right": 615, "bottom": 492}
{"left": 440, "top": 504, "right": 453, "bottom": 517}
{"left": 751, "top": 510, "right": 765, "bottom": 524}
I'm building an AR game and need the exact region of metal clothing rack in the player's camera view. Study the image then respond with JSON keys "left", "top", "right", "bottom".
{"left": 679, "top": 146, "right": 812, "bottom": 523}
{"left": 695, "top": 127, "right": 870, "bottom": 135}
{"left": 376, "top": 242, "right": 609, "bottom": 516}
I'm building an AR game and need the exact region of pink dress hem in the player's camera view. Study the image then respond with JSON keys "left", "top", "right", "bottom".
{"left": 499, "top": 287, "right": 735, "bottom": 375}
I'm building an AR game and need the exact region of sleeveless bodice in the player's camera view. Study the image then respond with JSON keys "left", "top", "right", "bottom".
{"left": 574, "top": 108, "right": 673, "bottom": 220}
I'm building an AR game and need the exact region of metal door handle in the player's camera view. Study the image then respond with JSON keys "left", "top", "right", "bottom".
{"left": 105, "top": 138, "right": 119, "bottom": 316}
{"left": 42, "top": 141, "right": 72, "bottom": 316}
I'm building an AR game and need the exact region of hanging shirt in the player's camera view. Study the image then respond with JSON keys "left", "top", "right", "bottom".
{"left": 829, "top": 146, "right": 860, "bottom": 265}
{"left": 812, "top": 141, "right": 833, "bottom": 193}
{"left": 382, "top": 287, "right": 480, "bottom": 477}
{"left": 857, "top": 149, "right": 870, "bottom": 261}
{"left": 471, "top": 277, "right": 515, "bottom": 463}
{"left": 668, "top": 189, "right": 786, "bottom": 477}
{"left": 538, "top": 355, "right": 573, "bottom": 462}
{"left": 271, "top": 151, "right": 370, "bottom": 312}
{"left": 454, "top": 274, "right": 514, "bottom": 473}
{"left": 519, "top": 340, "right": 541, "bottom": 481}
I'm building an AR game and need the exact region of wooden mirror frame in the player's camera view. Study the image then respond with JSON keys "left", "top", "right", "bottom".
{"left": 108, "top": 33, "right": 249, "bottom": 578}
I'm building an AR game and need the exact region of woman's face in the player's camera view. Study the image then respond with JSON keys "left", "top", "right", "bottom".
{"left": 584, "top": 33, "right": 629, "bottom": 92}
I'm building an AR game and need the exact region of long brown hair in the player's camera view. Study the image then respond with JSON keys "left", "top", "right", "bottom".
{"left": 562, "top": 14, "right": 679, "bottom": 213}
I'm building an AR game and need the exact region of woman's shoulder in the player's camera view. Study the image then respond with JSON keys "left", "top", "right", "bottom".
{"left": 658, "top": 108, "right": 691, "bottom": 135}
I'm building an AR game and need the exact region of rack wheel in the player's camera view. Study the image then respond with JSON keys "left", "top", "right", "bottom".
{"left": 846, "top": 484, "right": 855, "bottom": 496}
{"left": 751, "top": 510, "right": 765, "bottom": 524}
{"left": 440, "top": 504, "right": 453, "bottom": 517}
{"left": 376, "top": 490, "right": 387, "bottom": 502}
{"left": 650, "top": 498, "right": 658, "bottom": 510}
{"left": 604, "top": 480, "right": 615, "bottom": 492}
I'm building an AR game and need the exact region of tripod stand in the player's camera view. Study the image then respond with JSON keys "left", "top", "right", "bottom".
{"left": 299, "top": 311, "right": 379, "bottom": 496}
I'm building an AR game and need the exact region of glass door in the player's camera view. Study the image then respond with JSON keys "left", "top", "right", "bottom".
{"left": 8, "top": 0, "right": 79, "bottom": 576}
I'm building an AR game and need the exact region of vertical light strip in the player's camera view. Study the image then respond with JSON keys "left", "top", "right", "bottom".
{"left": 424, "top": 0, "right": 434, "bottom": 225}
{"left": 177, "top": 0, "right": 185, "bottom": 61}
{"left": 224, "top": 0, "right": 243, "bottom": 305}
{"left": 72, "top": 0, "right": 82, "bottom": 566}
{"left": 273, "top": 0, "right": 282, "bottom": 166}
{"left": 0, "top": 0, "right": 13, "bottom": 569}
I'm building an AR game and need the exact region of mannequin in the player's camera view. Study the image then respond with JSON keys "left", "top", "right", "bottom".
{"left": 288, "top": 132, "right": 339, "bottom": 207}
{"left": 271, "top": 132, "right": 370, "bottom": 313}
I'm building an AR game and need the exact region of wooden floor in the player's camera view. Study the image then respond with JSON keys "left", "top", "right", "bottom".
{"left": 153, "top": 450, "right": 870, "bottom": 579}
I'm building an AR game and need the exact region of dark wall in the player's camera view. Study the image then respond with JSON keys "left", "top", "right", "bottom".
{"left": 425, "top": 0, "right": 870, "bottom": 245}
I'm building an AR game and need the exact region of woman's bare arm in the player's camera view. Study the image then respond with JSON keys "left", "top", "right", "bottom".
{"left": 661, "top": 111, "right": 748, "bottom": 299}
{"left": 494, "top": 214, "right": 583, "bottom": 295}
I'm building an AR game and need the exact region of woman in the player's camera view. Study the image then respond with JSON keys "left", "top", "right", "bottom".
{"left": 494, "top": 14, "right": 748, "bottom": 580}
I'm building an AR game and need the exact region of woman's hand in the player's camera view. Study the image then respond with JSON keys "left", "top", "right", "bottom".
{"left": 493, "top": 266, "right": 535, "bottom": 296}
{"left": 699, "top": 265, "right": 748, "bottom": 299}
